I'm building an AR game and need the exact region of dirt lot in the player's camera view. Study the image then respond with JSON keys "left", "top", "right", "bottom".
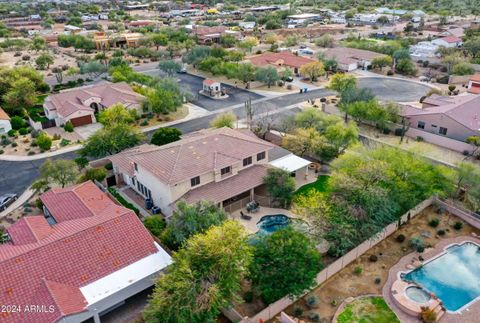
{"left": 276, "top": 206, "right": 480, "bottom": 322}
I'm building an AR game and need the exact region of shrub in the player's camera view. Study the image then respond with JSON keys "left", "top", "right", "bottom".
{"left": 18, "top": 128, "right": 28, "bottom": 135}
{"left": 453, "top": 221, "right": 463, "bottom": 230}
{"left": 243, "top": 291, "right": 254, "bottom": 303}
{"left": 330, "top": 299, "right": 338, "bottom": 306}
{"left": 74, "top": 157, "right": 89, "bottom": 169}
{"left": 11, "top": 142, "right": 17, "bottom": 148}
{"left": 306, "top": 295, "right": 319, "bottom": 308}
{"left": 437, "top": 229, "right": 446, "bottom": 236}
{"left": 369, "top": 254, "right": 378, "bottom": 262}
{"left": 140, "top": 119, "right": 148, "bottom": 126}
{"left": 416, "top": 136, "right": 424, "bottom": 142}
{"left": 374, "top": 277, "right": 381, "bottom": 284}
{"left": 7, "top": 129, "right": 16, "bottom": 137}
{"left": 30, "top": 129, "right": 41, "bottom": 138}
{"left": 417, "top": 246, "right": 425, "bottom": 253}
{"left": 35, "top": 198, "right": 43, "bottom": 209}
{"left": 448, "top": 85, "right": 456, "bottom": 92}
{"left": 35, "top": 133, "right": 52, "bottom": 151}
{"left": 52, "top": 133, "right": 61, "bottom": 140}
{"left": 396, "top": 234, "right": 406, "bottom": 243}
{"left": 28, "top": 151, "right": 35, "bottom": 155}
{"left": 143, "top": 215, "right": 165, "bottom": 238}
{"left": 410, "top": 236, "right": 424, "bottom": 250}
{"left": 293, "top": 306, "right": 304, "bottom": 317}
{"left": 308, "top": 312, "right": 320, "bottom": 322}
{"left": 428, "top": 218, "right": 440, "bottom": 227}
{"left": 420, "top": 306, "right": 437, "bottom": 323}
{"left": 0, "top": 149, "right": 3, "bottom": 154}
{"left": 394, "top": 128, "right": 404, "bottom": 136}
{"left": 10, "top": 116, "right": 25, "bottom": 130}
{"left": 64, "top": 121, "right": 74, "bottom": 132}
{"left": 354, "top": 266, "right": 363, "bottom": 275}
{"left": 83, "top": 167, "right": 107, "bottom": 182}
{"left": 386, "top": 69, "right": 394, "bottom": 76}
{"left": 60, "top": 138, "right": 70, "bottom": 147}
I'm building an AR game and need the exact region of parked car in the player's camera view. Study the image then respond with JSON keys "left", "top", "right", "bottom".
{"left": 285, "top": 76, "right": 294, "bottom": 82}
{"left": 0, "top": 193, "right": 17, "bottom": 211}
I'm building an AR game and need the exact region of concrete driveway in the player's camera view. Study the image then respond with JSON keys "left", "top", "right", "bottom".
{"left": 74, "top": 123, "right": 103, "bottom": 140}
{"left": 358, "top": 77, "right": 432, "bottom": 102}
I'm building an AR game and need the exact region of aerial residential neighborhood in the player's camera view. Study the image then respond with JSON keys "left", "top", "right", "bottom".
{"left": 0, "top": 1, "right": 479, "bottom": 323}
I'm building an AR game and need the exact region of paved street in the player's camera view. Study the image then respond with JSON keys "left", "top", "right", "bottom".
{"left": 2, "top": 70, "right": 431, "bottom": 198}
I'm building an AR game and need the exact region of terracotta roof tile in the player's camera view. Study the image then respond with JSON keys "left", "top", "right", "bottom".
{"left": 0, "top": 107, "right": 10, "bottom": 120}
{"left": 247, "top": 51, "right": 316, "bottom": 69}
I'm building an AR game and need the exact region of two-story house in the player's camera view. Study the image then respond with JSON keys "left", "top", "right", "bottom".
{"left": 0, "top": 181, "right": 172, "bottom": 323}
{"left": 107, "top": 127, "right": 282, "bottom": 216}
{"left": 37, "top": 81, "right": 144, "bottom": 129}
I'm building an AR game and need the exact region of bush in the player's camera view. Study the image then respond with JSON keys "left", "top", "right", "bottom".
{"left": 374, "top": 277, "right": 381, "bottom": 284}
{"left": 52, "top": 133, "right": 61, "bottom": 140}
{"left": 420, "top": 306, "right": 437, "bottom": 323}
{"left": 308, "top": 312, "right": 320, "bottom": 322}
{"left": 410, "top": 236, "right": 424, "bottom": 249}
{"left": 35, "top": 198, "right": 43, "bottom": 209}
{"left": 417, "top": 246, "right": 425, "bottom": 253}
{"left": 74, "top": 157, "right": 89, "bottom": 169}
{"left": 143, "top": 215, "right": 166, "bottom": 238}
{"left": 448, "top": 85, "right": 456, "bottom": 92}
{"left": 354, "top": 266, "right": 363, "bottom": 275}
{"left": 60, "top": 138, "right": 70, "bottom": 147}
{"left": 83, "top": 167, "right": 107, "bottom": 182}
{"left": 0, "top": 149, "right": 3, "bottom": 154}
{"left": 28, "top": 151, "right": 35, "bottom": 155}
{"left": 437, "top": 229, "right": 446, "bottom": 236}
{"left": 416, "top": 136, "right": 424, "bottom": 142}
{"left": 293, "top": 306, "right": 304, "bottom": 317}
{"left": 243, "top": 291, "right": 254, "bottom": 303}
{"left": 7, "top": 129, "right": 16, "bottom": 137}
{"left": 30, "top": 129, "right": 41, "bottom": 138}
{"left": 428, "top": 218, "right": 440, "bottom": 227}
{"left": 11, "top": 142, "right": 17, "bottom": 147}
{"left": 453, "top": 221, "right": 463, "bottom": 230}
{"left": 306, "top": 295, "right": 319, "bottom": 308}
{"left": 369, "top": 254, "right": 378, "bottom": 262}
{"left": 396, "top": 234, "right": 406, "bottom": 243}
{"left": 10, "top": 116, "right": 25, "bottom": 130}
{"left": 386, "top": 69, "right": 394, "bottom": 76}
{"left": 394, "top": 128, "right": 404, "bottom": 136}
{"left": 64, "top": 121, "right": 74, "bottom": 132}
{"left": 18, "top": 128, "right": 28, "bottom": 135}
{"left": 35, "top": 133, "right": 52, "bottom": 151}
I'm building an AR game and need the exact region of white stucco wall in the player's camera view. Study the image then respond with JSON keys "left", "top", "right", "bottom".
{"left": 0, "top": 120, "right": 11, "bottom": 134}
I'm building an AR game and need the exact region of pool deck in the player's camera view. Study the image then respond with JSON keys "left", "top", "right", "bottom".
{"left": 383, "top": 235, "right": 480, "bottom": 323}
{"left": 230, "top": 207, "right": 300, "bottom": 234}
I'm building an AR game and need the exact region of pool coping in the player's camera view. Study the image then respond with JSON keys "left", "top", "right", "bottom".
{"left": 398, "top": 240, "right": 480, "bottom": 314}
{"left": 383, "top": 235, "right": 480, "bottom": 323}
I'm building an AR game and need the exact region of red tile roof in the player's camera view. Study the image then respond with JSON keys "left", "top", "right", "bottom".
{"left": 470, "top": 74, "right": 480, "bottom": 82}
{"left": 0, "top": 181, "right": 158, "bottom": 322}
{"left": 440, "top": 36, "right": 462, "bottom": 43}
{"left": 0, "top": 107, "right": 10, "bottom": 120}
{"left": 247, "top": 51, "right": 316, "bottom": 69}
{"left": 203, "top": 79, "right": 217, "bottom": 86}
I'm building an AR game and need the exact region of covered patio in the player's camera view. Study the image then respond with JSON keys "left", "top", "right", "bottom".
{"left": 269, "top": 153, "right": 317, "bottom": 188}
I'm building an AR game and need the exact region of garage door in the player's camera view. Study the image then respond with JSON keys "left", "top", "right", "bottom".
{"left": 70, "top": 115, "right": 92, "bottom": 127}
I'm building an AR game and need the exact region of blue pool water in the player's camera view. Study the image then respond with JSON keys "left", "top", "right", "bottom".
{"left": 256, "top": 214, "right": 308, "bottom": 235}
{"left": 402, "top": 242, "right": 480, "bottom": 312}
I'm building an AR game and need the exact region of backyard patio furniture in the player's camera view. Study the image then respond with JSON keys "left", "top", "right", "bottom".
{"left": 246, "top": 201, "right": 260, "bottom": 213}
{"left": 240, "top": 211, "right": 252, "bottom": 221}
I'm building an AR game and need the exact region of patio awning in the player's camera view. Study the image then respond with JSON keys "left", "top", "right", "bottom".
{"left": 269, "top": 154, "right": 311, "bottom": 172}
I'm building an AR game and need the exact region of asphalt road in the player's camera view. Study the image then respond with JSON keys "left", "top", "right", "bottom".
{"left": 0, "top": 75, "right": 430, "bottom": 198}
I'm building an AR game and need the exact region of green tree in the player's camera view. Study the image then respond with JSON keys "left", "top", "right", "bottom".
{"left": 283, "top": 127, "right": 324, "bottom": 157}
{"left": 143, "top": 215, "right": 165, "bottom": 238}
{"left": 35, "top": 132, "right": 53, "bottom": 151}
{"left": 451, "top": 62, "right": 475, "bottom": 75}
{"left": 328, "top": 73, "right": 357, "bottom": 94}
{"left": 182, "top": 46, "right": 211, "bottom": 65}
{"left": 150, "top": 33, "right": 168, "bottom": 50}
{"left": 395, "top": 58, "right": 417, "bottom": 75}
{"left": 250, "top": 227, "right": 323, "bottom": 304}
{"left": 98, "top": 103, "right": 135, "bottom": 127}
{"left": 315, "top": 34, "right": 335, "bottom": 48}
{"left": 36, "top": 159, "right": 80, "bottom": 189}
{"left": 263, "top": 168, "right": 296, "bottom": 208}
{"left": 210, "top": 112, "right": 236, "bottom": 129}
{"left": 81, "top": 167, "right": 107, "bottom": 183}
{"left": 161, "top": 200, "right": 227, "bottom": 250}
{"left": 371, "top": 56, "right": 392, "bottom": 71}
{"left": 455, "top": 162, "right": 480, "bottom": 212}
{"left": 81, "top": 124, "right": 146, "bottom": 158}
{"left": 80, "top": 60, "right": 107, "bottom": 78}
{"left": 150, "top": 127, "right": 182, "bottom": 146}
{"left": 464, "top": 37, "right": 480, "bottom": 58}
{"left": 238, "top": 36, "right": 259, "bottom": 53}
{"left": 392, "top": 49, "right": 411, "bottom": 61}
{"left": 236, "top": 63, "right": 256, "bottom": 86}
{"left": 255, "top": 66, "right": 280, "bottom": 88}
{"left": 30, "top": 36, "right": 46, "bottom": 52}
{"left": 3, "top": 78, "right": 37, "bottom": 114}
{"left": 143, "top": 220, "right": 252, "bottom": 323}
{"left": 158, "top": 60, "right": 181, "bottom": 77}
{"left": 299, "top": 61, "right": 325, "bottom": 82}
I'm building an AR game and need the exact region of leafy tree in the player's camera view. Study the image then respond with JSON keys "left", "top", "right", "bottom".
{"left": 344, "top": 99, "right": 399, "bottom": 129}
{"left": 161, "top": 200, "right": 228, "bottom": 250}
{"left": 283, "top": 127, "right": 324, "bottom": 157}
{"left": 299, "top": 61, "right": 325, "bottom": 82}
{"left": 35, "top": 132, "right": 52, "bottom": 151}
{"left": 158, "top": 60, "right": 181, "bottom": 76}
{"left": 464, "top": 37, "right": 480, "bottom": 58}
{"left": 395, "top": 58, "right": 417, "bottom": 75}
{"left": 238, "top": 36, "right": 259, "bottom": 53}
{"left": 210, "top": 112, "right": 236, "bottom": 129}
{"left": 371, "top": 56, "right": 392, "bottom": 70}
{"left": 376, "top": 15, "right": 390, "bottom": 25}
{"left": 98, "top": 103, "right": 135, "bottom": 127}
{"left": 455, "top": 162, "right": 480, "bottom": 212}
{"left": 35, "top": 159, "right": 80, "bottom": 189}
{"left": 150, "top": 127, "right": 182, "bottom": 146}
{"left": 30, "top": 36, "right": 46, "bottom": 52}
{"left": 143, "top": 215, "right": 165, "bottom": 238}
{"left": 451, "top": 62, "right": 475, "bottom": 75}
{"left": 81, "top": 167, "right": 107, "bottom": 183}
{"left": 143, "top": 87, "right": 177, "bottom": 115}
{"left": 315, "top": 34, "right": 335, "bottom": 48}
{"left": 328, "top": 73, "right": 357, "bottom": 94}
{"left": 150, "top": 33, "right": 168, "bottom": 50}
{"left": 249, "top": 227, "right": 323, "bottom": 304}
{"left": 220, "top": 34, "right": 237, "bottom": 48}
{"left": 442, "top": 53, "right": 463, "bottom": 74}
{"left": 263, "top": 168, "right": 296, "bottom": 208}
{"left": 81, "top": 124, "right": 146, "bottom": 158}
{"left": 236, "top": 63, "right": 256, "bottom": 86}
{"left": 80, "top": 60, "right": 108, "bottom": 78}
{"left": 279, "top": 67, "right": 294, "bottom": 81}
{"left": 10, "top": 116, "right": 25, "bottom": 130}
{"left": 3, "top": 78, "right": 37, "bottom": 114}
{"left": 392, "top": 49, "right": 411, "bottom": 61}
{"left": 255, "top": 66, "right": 280, "bottom": 88}
{"left": 144, "top": 220, "right": 252, "bottom": 323}
{"left": 183, "top": 46, "right": 211, "bottom": 65}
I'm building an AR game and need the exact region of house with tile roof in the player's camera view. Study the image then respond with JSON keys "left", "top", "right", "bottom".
{"left": 324, "top": 47, "right": 385, "bottom": 72}
{"left": 106, "top": 127, "right": 311, "bottom": 216}
{"left": 0, "top": 107, "right": 11, "bottom": 135}
{"left": 245, "top": 51, "right": 317, "bottom": 75}
{"left": 0, "top": 181, "right": 172, "bottom": 323}
{"left": 468, "top": 74, "right": 480, "bottom": 95}
{"left": 400, "top": 94, "right": 480, "bottom": 151}
{"left": 431, "top": 36, "right": 463, "bottom": 48}
{"left": 38, "top": 82, "right": 144, "bottom": 129}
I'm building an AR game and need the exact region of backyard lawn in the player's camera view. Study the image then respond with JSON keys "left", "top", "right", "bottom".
{"left": 294, "top": 175, "right": 329, "bottom": 197}
{"left": 337, "top": 296, "right": 400, "bottom": 323}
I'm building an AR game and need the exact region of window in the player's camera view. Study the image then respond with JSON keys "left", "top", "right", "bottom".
{"left": 243, "top": 156, "right": 252, "bottom": 167}
{"left": 134, "top": 163, "right": 138, "bottom": 171}
{"left": 439, "top": 127, "right": 448, "bottom": 135}
{"left": 417, "top": 121, "right": 425, "bottom": 129}
{"left": 431, "top": 124, "right": 437, "bottom": 128}
{"left": 191, "top": 176, "right": 200, "bottom": 187}
{"left": 257, "top": 151, "right": 266, "bottom": 161}
{"left": 221, "top": 166, "right": 231, "bottom": 176}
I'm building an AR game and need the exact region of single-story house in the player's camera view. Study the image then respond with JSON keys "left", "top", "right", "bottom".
{"left": 0, "top": 181, "right": 172, "bottom": 323}
{"left": 431, "top": 36, "right": 463, "bottom": 48}
{"left": 191, "top": 26, "right": 241, "bottom": 45}
{"left": 324, "top": 47, "right": 385, "bottom": 71}
{"left": 0, "top": 107, "right": 12, "bottom": 135}
{"left": 106, "top": 127, "right": 311, "bottom": 216}
{"left": 401, "top": 94, "right": 480, "bottom": 146}
{"left": 202, "top": 79, "right": 222, "bottom": 97}
{"left": 245, "top": 51, "right": 317, "bottom": 75}
{"left": 467, "top": 74, "right": 480, "bottom": 95}
{"left": 36, "top": 82, "right": 144, "bottom": 129}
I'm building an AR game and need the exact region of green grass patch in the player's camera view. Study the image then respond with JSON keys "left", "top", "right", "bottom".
{"left": 294, "top": 175, "right": 330, "bottom": 197}
{"left": 337, "top": 296, "right": 400, "bottom": 323}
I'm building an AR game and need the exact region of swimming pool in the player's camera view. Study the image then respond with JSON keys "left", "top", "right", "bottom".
{"left": 256, "top": 214, "right": 308, "bottom": 235}
{"left": 402, "top": 242, "right": 480, "bottom": 312}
